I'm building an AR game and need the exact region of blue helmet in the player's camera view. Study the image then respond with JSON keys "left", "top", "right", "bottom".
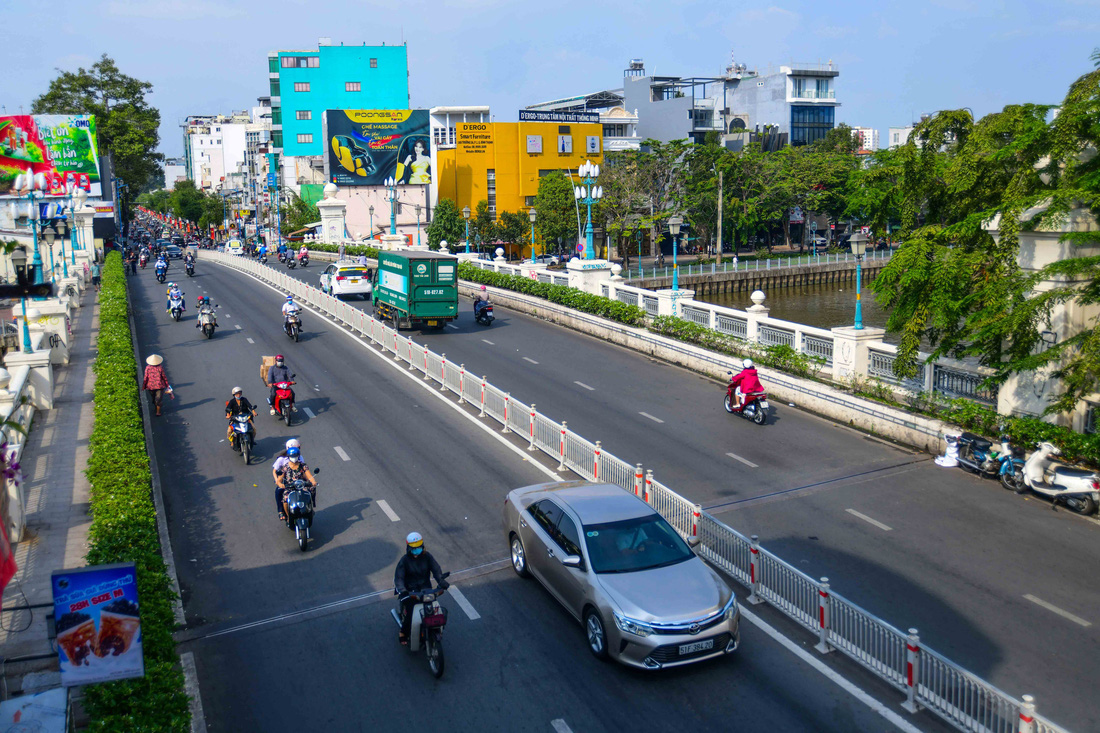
{"left": 287, "top": 446, "right": 300, "bottom": 458}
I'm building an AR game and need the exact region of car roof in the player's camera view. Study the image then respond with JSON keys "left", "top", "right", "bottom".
{"left": 514, "top": 482, "right": 655, "bottom": 525}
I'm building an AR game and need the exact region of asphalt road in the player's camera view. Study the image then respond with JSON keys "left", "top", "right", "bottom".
{"left": 265, "top": 254, "right": 1099, "bottom": 732}
{"left": 131, "top": 260, "right": 954, "bottom": 732}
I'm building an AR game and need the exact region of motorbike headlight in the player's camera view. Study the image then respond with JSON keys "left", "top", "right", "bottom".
{"left": 613, "top": 613, "right": 653, "bottom": 637}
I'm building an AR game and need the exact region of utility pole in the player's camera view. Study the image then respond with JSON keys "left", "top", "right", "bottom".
{"left": 716, "top": 169, "right": 724, "bottom": 265}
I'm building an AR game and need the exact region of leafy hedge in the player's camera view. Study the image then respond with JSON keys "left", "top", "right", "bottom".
{"left": 83, "top": 252, "right": 191, "bottom": 731}
{"left": 305, "top": 242, "right": 380, "bottom": 259}
{"left": 937, "top": 399, "right": 1100, "bottom": 466}
{"left": 456, "top": 262, "right": 646, "bottom": 326}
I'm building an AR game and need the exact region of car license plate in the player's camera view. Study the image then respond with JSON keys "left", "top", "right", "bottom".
{"left": 350, "top": 279, "right": 359, "bottom": 283}
{"left": 678, "top": 639, "right": 713, "bottom": 655}
{"left": 427, "top": 320, "right": 438, "bottom": 326}
{"left": 759, "top": 401, "right": 769, "bottom": 409}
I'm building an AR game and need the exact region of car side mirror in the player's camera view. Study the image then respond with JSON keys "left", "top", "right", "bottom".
{"left": 561, "top": 555, "right": 582, "bottom": 568}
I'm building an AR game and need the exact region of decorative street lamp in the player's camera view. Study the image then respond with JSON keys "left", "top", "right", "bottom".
{"left": 42, "top": 219, "right": 58, "bottom": 281}
{"left": 462, "top": 205, "right": 471, "bottom": 254}
{"left": 573, "top": 160, "right": 603, "bottom": 260}
{"left": 384, "top": 177, "right": 398, "bottom": 235}
{"left": 10, "top": 247, "right": 32, "bottom": 352}
{"left": 369, "top": 205, "right": 375, "bottom": 238}
{"left": 415, "top": 204, "right": 422, "bottom": 248}
{"left": 27, "top": 193, "right": 45, "bottom": 293}
{"left": 849, "top": 232, "right": 869, "bottom": 330}
{"left": 528, "top": 208, "right": 537, "bottom": 263}
{"left": 71, "top": 188, "right": 87, "bottom": 263}
{"left": 668, "top": 215, "right": 683, "bottom": 291}
{"left": 53, "top": 219, "right": 70, "bottom": 278}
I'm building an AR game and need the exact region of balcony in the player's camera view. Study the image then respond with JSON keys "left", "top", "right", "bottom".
{"left": 791, "top": 89, "right": 836, "bottom": 100}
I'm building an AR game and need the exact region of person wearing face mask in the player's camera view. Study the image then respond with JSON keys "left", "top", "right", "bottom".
{"left": 393, "top": 532, "right": 448, "bottom": 645}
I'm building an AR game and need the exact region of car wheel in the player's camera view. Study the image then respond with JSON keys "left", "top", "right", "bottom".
{"left": 584, "top": 608, "right": 609, "bottom": 660}
{"left": 510, "top": 534, "right": 530, "bottom": 578}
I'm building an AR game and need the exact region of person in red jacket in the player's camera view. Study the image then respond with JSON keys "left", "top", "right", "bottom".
{"left": 729, "top": 358, "right": 764, "bottom": 411}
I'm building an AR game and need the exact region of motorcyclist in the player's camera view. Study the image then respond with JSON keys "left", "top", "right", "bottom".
{"left": 265, "top": 353, "right": 297, "bottom": 415}
{"left": 277, "top": 242, "right": 288, "bottom": 261}
{"left": 282, "top": 295, "right": 302, "bottom": 335}
{"left": 473, "top": 284, "right": 491, "bottom": 317}
{"left": 258, "top": 243, "right": 268, "bottom": 261}
{"left": 729, "top": 358, "right": 764, "bottom": 410}
{"left": 195, "top": 296, "right": 218, "bottom": 328}
{"left": 271, "top": 438, "right": 303, "bottom": 484}
{"left": 184, "top": 250, "right": 195, "bottom": 268}
{"left": 154, "top": 256, "right": 168, "bottom": 278}
{"left": 298, "top": 244, "right": 309, "bottom": 261}
{"left": 394, "top": 532, "right": 449, "bottom": 645}
{"left": 224, "top": 386, "right": 257, "bottom": 442}
{"left": 165, "top": 282, "right": 185, "bottom": 314}
{"left": 274, "top": 449, "right": 316, "bottom": 521}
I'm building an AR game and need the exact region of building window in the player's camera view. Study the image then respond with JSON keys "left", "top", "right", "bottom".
{"left": 297, "top": 133, "right": 313, "bottom": 144}
{"left": 271, "top": 108, "right": 282, "bottom": 125}
{"left": 272, "top": 130, "right": 283, "bottom": 149}
{"left": 370, "top": 58, "right": 378, "bottom": 68}
{"left": 790, "top": 105, "right": 835, "bottom": 146}
{"left": 1086, "top": 403, "right": 1098, "bottom": 434}
{"left": 270, "top": 80, "right": 280, "bottom": 96}
{"left": 269, "top": 57, "right": 279, "bottom": 73}
{"left": 296, "top": 110, "right": 311, "bottom": 120}
{"left": 345, "top": 82, "right": 361, "bottom": 92}
{"left": 394, "top": 202, "right": 402, "bottom": 215}
{"left": 525, "top": 196, "right": 536, "bottom": 207}
{"left": 294, "top": 82, "right": 310, "bottom": 93}
{"left": 282, "top": 55, "right": 319, "bottom": 68}
{"left": 487, "top": 169, "right": 496, "bottom": 216}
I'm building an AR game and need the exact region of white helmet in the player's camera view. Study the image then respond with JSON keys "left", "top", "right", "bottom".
{"left": 232, "top": 386, "right": 242, "bottom": 395}
{"left": 742, "top": 358, "right": 754, "bottom": 369}
{"left": 285, "top": 438, "right": 300, "bottom": 450}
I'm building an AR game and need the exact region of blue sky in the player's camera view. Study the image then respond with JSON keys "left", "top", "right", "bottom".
{"left": 4, "top": 0, "right": 1098, "bottom": 158}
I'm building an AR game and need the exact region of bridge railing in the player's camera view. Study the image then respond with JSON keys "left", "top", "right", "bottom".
{"left": 206, "top": 249, "right": 1068, "bottom": 733}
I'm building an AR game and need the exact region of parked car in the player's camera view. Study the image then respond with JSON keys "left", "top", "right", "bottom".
{"left": 502, "top": 481, "right": 740, "bottom": 669}
{"left": 533, "top": 254, "right": 561, "bottom": 266}
{"left": 320, "top": 262, "right": 373, "bottom": 299}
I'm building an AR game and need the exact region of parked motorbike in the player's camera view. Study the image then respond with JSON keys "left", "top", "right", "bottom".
{"left": 1020, "top": 442, "right": 1100, "bottom": 514}
{"left": 947, "top": 433, "right": 1024, "bottom": 480}
{"left": 185, "top": 262, "right": 195, "bottom": 277}
{"left": 284, "top": 313, "right": 301, "bottom": 342}
{"left": 298, "top": 252, "right": 309, "bottom": 267}
{"left": 273, "top": 380, "right": 295, "bottom": 426}
{"left": 280, "top": 471, "right": 318, "bottom": 552}
{"left": 169, "top": 294, "right": 185, "bottom": 322}
{"left": 229, "top": 415, "right": 255, "bottom": 464}
{"left": 390, "top": 572, "right": 450, "bottom": 678}
{"left": 723, "top": 372, "right": 769, "bottom": 425}
{"left": 198, "top": 308, "right": 217, "bottom": 339}
{"left": 474, "top": 300, "right": 494, "bottom": 327}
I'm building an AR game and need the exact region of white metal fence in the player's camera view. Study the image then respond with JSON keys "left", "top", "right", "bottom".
{"left": 206, "top": 250, "right": 1068, "bottom": 733}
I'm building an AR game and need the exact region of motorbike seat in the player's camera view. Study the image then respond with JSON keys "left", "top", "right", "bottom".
{"left": 959, "top": 432, "right": 991, "bottom": 451}
{"left": 1050, "top": 466, "right": 1095, "bottom": 478}
{"left": 745, "top": 391, "right": 766, "bottom": 397}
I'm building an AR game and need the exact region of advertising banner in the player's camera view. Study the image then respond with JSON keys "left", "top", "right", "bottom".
{"left": 52, "top": 562, "right": 144, "bottom": 686}
{"left": 0, "top": 115, "right": 102, "bottom": 198}
{"left": 519, "top": 110, "right": 600, "bottom": 124}
{"left": 325, "top": 109, "right": 430, "bottom": 187}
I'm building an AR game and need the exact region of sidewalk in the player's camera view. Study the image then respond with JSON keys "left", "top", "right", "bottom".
{"left": 0, "top": 291, "right": 96, "bottom": 693}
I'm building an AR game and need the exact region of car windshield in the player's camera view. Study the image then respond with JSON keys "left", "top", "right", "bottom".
{"left": 583, "top": 514, "right": 694, "bottom": 574}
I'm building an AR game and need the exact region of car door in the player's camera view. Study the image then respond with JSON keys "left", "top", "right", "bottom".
{"left": 321, "top": 265, "right": 333, "bottom": 291}
{"left": 539, "top": 509, "right": 589, "bottom": 618}
{"left": 520, "top": 500, "right": 573, "bottom": 612}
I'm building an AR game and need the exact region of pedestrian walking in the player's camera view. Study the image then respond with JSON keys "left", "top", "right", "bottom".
{"left": 142, "top": 354, "right": 174, "bottom": 417}
{"left": 91, "top": 262, "right": 101, "bottom": 291}
{"left": 129, "top": 253, "right": 138, "bottom": 275}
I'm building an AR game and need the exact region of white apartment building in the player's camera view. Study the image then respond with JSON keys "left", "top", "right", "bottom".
{"left": 163, "top": 158, "right": 186, "bottom": 190}
{"left": 851, "top": 126, "right": 879, "bottom": 152}
{"left": 888, "top": 126, "right": 915, "bottom": 148}
{"left": 181, "top": 113, "right": 251, "bottom": 192}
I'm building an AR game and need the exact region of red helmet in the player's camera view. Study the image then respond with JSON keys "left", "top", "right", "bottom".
{"left": 275, "top": 354, "right": 284, "bottom": 362}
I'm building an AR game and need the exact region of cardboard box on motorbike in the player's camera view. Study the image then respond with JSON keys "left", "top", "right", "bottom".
{"left": 260, "top": 355, "right": 278, "bottom": 384}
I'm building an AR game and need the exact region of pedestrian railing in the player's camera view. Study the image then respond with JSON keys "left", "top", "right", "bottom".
{"left": 205, "top": 250, "right": 1070, "bottom": 733}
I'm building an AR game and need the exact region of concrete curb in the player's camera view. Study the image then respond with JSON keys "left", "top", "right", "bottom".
{"left": 179, "top": 651, "right": 207, "bottom": 733}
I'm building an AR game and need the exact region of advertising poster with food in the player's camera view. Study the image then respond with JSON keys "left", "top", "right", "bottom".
{"left": 325, "top": 109, "right": 430, "bottom": 186}
{"left": 0, "top": 115, "right": 102, "bottom": 197}
{"left": 52, "top": 562, "right": 144, "bottom": 686}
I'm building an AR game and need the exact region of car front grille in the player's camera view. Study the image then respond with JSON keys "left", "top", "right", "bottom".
{"left": 647, "top": 633, "right": 731, "bottom": 664}
{"left": 651, "top": 613, "right": 727, "bottom": 635}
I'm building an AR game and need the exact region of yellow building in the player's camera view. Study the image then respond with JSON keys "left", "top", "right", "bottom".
{"left": 437, "top": 121, "right": 604, "bottom": 255}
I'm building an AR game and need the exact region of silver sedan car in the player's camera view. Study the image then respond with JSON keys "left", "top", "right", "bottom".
{"left": 503, "top": 481, "right": 740, "bottom": 669}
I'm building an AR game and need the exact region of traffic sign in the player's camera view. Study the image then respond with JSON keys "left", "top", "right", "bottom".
{"left": 860, "top": 226, "right": 870, "bottom": 234}
{"left": 267, "top": 173, "right": 277, "bottom": 188}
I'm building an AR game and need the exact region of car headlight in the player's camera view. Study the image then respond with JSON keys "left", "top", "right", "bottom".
{"left": 724, "top": 595, "right": 738, "bottom": 620}
{"left": 613, "top": 613, "right": 653, "bottom": 637}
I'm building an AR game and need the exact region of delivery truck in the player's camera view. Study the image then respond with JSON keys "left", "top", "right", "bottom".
{"left": 371, "top": 250, "right": 459, "bottom": 330}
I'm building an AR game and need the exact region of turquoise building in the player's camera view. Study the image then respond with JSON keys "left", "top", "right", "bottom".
{"left": 268, "top": 41, "right": 410, "bottom": 158}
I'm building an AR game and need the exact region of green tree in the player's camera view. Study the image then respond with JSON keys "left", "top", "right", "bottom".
{"left": 280, "top": 191, "right": 320, "bottom": 235}
{"left": 498, "top": 210, "right": 531, "bottom": 254}
{"left": 472, "top": 199, "right": 498, "bottom": 251}
{"left": 426, "top": 198, "right": 464, "bottom": 249}
{"left": 169, "top": 180, "right": 207, "bottom": 224}
{"left": 534, "top": 171, "right": 579, "bottom": 255}
{"left": 32, "top": 54, "right": 163, "bottom": 215}
{"left": 137, "top": 188, "right": 171, "bottom": 215}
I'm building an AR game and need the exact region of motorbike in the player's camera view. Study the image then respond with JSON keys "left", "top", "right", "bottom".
{"left": 198, "top": 307, "right": 217, "bottom": 339}
{"left": 284, "top": 313, "right": 301, "bottom": 342}
{"left": 723, "top": 372, "right": 769, "bottom": 425}
{"left": 390, "top": 572, "right": 450, "bottom": 678}
{"left": 140, "top": 255, "right": 148, "bottom": 269}
{"left": 277, "top": 250, "right": 288, "bottom": 264}
{"left": 185, "top": 261, "right": 195, "bottom": 277}
{"left": 273, "top": 380, "right": 295, "bottom": 426}
{"left": 298, "top": 252, "right": 309, "bottom": 267}
{"left": 946, "top": 433, "right": 1024, "bottom": 480}
{"left": 474, "top": 300, "right": 494, "bottom": 327}
{"left": 286, "top": 255, "right": 297, "bottom": 270}
{"left": 155, "top": 268, "right": 167, "bottom": 284}
{"left": 259, "top": 253, "right": 268, "bottom": 265}
{"left": 229, "top": 414, "right": 255, "bottom": 464}
{"left": 280, "top": 471, "right": 319, "bottom": 552}
{"left": 1019, "top": 442, "right": 1100, "bottom": 514}
{"left": 169, "top": 294, "right": 184, "bottom": 321}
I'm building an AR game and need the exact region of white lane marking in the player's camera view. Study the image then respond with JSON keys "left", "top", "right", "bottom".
{"left": 246, "top": 337, "right": 255, "bottom": 344}
{"left": 303, "top": 407, "right": 316, "bottom": 418}
{"left": 739, "top": 606, "right": 925, "bottom": 733}
{"left": 726, "top": 452, "right": 758, "bottom": 468}
{"left": 846, "top": 508, "right": 893, "bottom": 531}
{"left": 574, "top": 381, "right": 595, "bottom": 391}
{"left": 220, "top": 262, "right": 564, "bottom": 482}
{"left": 376, "top": 499, "right": 400, "bottom": 522}
{"left": 639, "top": 411, "right": 664, "bottom": 424}
{"left": 551, "top": 720, "right": 572, "bottom": 733}
{"left": 224, "top": 314, "right": 230, "bottom": 318}
{"left": 333, "top": 446, "right": 351, "bottom": 462}
{"left": 481, "top": 339, "right": 495, "bottom": 345}
{"left": 234, "top": 324, "right": 242, "bottom": 330}
{"left": 449, "top": 587, "right": 480, "bottom": 620}
{"left": 522, "top": 357, "right": 538, "bottom": 364}
{"left": 1023, "top": 594, "right": 1091, "bottom": 627}
{"left": 447, "top": 324, "right": 459, "bottom": 330}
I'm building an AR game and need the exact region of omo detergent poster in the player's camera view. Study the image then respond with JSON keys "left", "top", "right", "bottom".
{"left": 52, "top": 562, "right": 144, "bottom": 686}
{"left": 0, "top": 114, "right": 102, "bottom": 197}
{"left": 325, "top": 109, "right": 430, "bottom": 187}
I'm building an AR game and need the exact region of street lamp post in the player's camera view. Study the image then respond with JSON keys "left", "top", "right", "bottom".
{"left": 462, "top": 206, "right": 471, "bottom": 254}
{"left": 27, "top": 194, "right": 45, "bottom": 291}
{"left": 528, "top": 208, "right": 537, "bottom": 263}
{"left": 10, "top": 248, "right": 33, "bottom": 353}
{"left": 385, "top": 177, "right": 398, "bottom": 235}
{"left": 72, "top": 188, "right": 87, "bottom": 259}
{"left": 573, "top": 160, "right": 603, "bottom": 260}
{"left": 369, "top": 205, "right": 375, "bottom": 239}
{"left": 415, "top": 204, "right": 422, "bottom": 248}
{"left": 849, "top": 232, "right": 868, "bottom": 330}
{"left": 668, "top": 215, "right": 683, "bottom": 291}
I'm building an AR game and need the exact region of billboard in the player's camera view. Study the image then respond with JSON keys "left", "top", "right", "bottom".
{"left": 519, "top": 110, "right": 600, "bottom": 124}
{"left": 0, "top": 115, "right": 102, "bottom": 197}
{"left": 325, "top": 109, "right": 430, "bottom": 186}
{"left": 52, "top": 562, "right": 144, "bottom": 686}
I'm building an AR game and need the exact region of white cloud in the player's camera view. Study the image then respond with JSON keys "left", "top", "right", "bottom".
{"left": 106, "top": 0, "right": 243, "bottom": 20}
{"left": 819, "top": 25, "right": 856, "bottom": 39}
{"left": 742, "top": 5, "right": 801, "bottom": 23}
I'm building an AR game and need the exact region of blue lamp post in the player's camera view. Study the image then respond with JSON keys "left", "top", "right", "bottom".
{"left": 27, "top": 194, "right": 45, "bottom": 295}
{"left": 415, "top": 204, "right": 422, "bottom": 248}
{"left": 10, "top": 247, "right": 32, "bottom": 352}
{"left": 573, "top": 160, "right": 603, "bottom": 260}
{"left": 462, "top": 206, "right": 471, "bottom": 254}
{"left": 849, "top": 232, "right": 868, "bottom": 330}
{"left": 385, "top": 177, "right": 398, "bottom": 235}
{"left": 369, "top": 205, "right": 375, "bottom": 239}
{"left": 528, "top": 208, "right": 537, "bottom": 263}
{"left": 668, "top": 215, "right": 683, "bottom": 291}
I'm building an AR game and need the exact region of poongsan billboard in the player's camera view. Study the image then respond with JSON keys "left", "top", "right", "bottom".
{"left": 324, "top": 109, "right": 430, "bottom": 187}
{"left": 0, "top": 115, "right": 102, "bottom": 198}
